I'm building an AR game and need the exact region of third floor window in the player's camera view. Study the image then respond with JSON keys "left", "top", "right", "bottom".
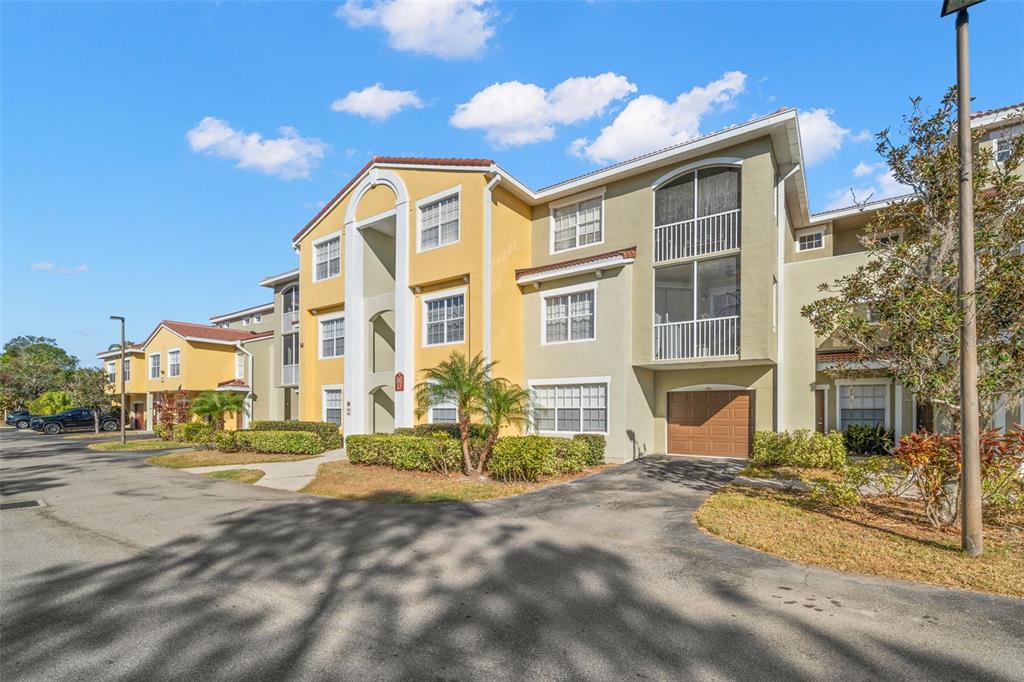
{"left": 314, "top": 236, "right": 341, "bottom": 281}
{"left": 551, "top": 196, "right": 602, "bottom": 253}
{"left": 420, "top": 193, "right": 459, "bottom": 250}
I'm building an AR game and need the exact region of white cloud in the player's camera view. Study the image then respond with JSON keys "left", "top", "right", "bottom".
{"left": 32, "top": 261, "right": 55, "bottom": 271}
{"left": 186, "top": 117, "right": 326, "bottom": 180}
{"left": 573, "top": 71, "right": 747, "bottom": 164}
{"left": 450, "top": 73, "right": 636, "bottom": 146}
{"left": 797, "top": 108, "right": 851, "bottom": 166}
{"left": 331, "top": 84, "right": 424, "bottom": 120}
{"left": 337, "top": 0, "right": 496, "bottom": 60}
{"left": 850, "top": 129, "right": 874, "bottom": 143}
{"left": 825, "top": 163, "right": 910, "bottom": 211}
{"left": 853, "top": 161, "right": 881, "bottom": 177}
{"left": 32, "top": 261, "right": 89, "bottom": 274}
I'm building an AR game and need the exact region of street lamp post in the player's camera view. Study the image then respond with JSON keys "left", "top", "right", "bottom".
{"left": 110, "top": 315, "right": 127, "bottom": 446}
{"left": 941, "top": 0, "right": 985, "bottom": 556}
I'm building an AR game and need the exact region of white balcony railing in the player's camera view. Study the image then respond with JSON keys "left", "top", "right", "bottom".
{"left": 654, "top": 208, "right": 740, "bottom": 263}
{"left": 654, "top": 316, "right": 739, "bottom": 360}
{"left": 282, "top": 310, "right": 299, "bottom": 328}
{"left": 282, "top": 364, "right": 299, "bottom": 386}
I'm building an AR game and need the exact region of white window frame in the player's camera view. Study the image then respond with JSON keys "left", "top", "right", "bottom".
{"left": 416, "top": 185, "right": 461, "bottom": 253}
{"left": 167, "top": 348, "right": 181, "bottom": 378}
{"left": 106, "top": 361, "right": 116, "bottom": 384}
{"left": 426, "top": 380, "right": 458, "bottom": 424}
{"left": 318, "top": 312, "right": 346, "bottom": 359}
{"left": 528, "top": 376, "right": 611, "bottom": 436}
{"left": 242, "top": 317, "right": 250, "bottom": 326}
{"left": 835, "top": 378, "right": 891, "bottom": 431}
{"left": 540, "top": 282, "right": 597, "bottom": 346}
{"left": 548, "top": 187, "right": 605, "bottom": 255}
{"left": 322, "top": 384, "right": 343, "bottom": 426}
{"left": 149, "top": 352, "right": 161, "bottom": 379}
{"left": 122, "top": 358, "right": 131, "bottom": 383}
{"left": 312, "top": 230, "right": 342, "bottom": 282}
{"left": 795, "top": 226, "right": 824, "bottom": 252}
{"left": 253, "top": 314, "right": 262, "bottom": 323}
{"left": 235, "top": 351, "right": 245, "bottom": 379}
{"left": 421, "top": 287, "right": 467, "bottom": 347}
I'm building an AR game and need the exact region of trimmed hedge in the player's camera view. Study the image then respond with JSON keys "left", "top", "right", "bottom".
{"left": 393, "top": 423, "right": 491, "bottom": 440}
{"left": 572, "top": 434, "right": 606, "bottom": 466}
{"left": 215, "top": 430, "right": 324, "bottom": 455}
{"left": 251, "top": 420, "right": 342, "bottom": 449}
{"left": 173, "top": 421, "right": 214, "bottom": 444}
{"left": 752, "top": 429, "right": 846, "bottom": 470}
{"left": 346, "top": 434, "right": 462, "bottom": 474}
{"left": 488, "top": 436, "right": 590, "bottom": 482}
{"left": 843, "top": 424, "right": 894, "bottom": 455}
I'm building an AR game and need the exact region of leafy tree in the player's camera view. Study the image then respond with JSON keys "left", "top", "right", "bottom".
{"left": 190, "top": 391, "right": 246, "bottom": 431}
{"left": 0, "top": 336, "right": 78, "bottom": 408}
{"left": 415, "top": 352, "right": 492, "bottom": 474}
{"left": 27, "top": 390, "right": 73, "bottom": 416}
{"left": 68, "top": 367, "right": 115, "bottom": 432}
{"left": 478, "top": 378, "right": 532, "bottom": 473}
{"left": 803, "top": 89, "right": 1024, "bottom": 427}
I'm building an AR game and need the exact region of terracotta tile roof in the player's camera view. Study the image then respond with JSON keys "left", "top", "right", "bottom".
{"left": 217, "top": 379, "right": 249, "bottom": 388}
{"left": 971, "top": 102, "right": 1023, "bottom": 118}
{"left": 815, "top": 349, "right": 863, "bottom": 363}
{"left": 515, "top": 247, "right": 637, "bottom": 280}
{"left": 240, "top": 330, "right": 274, "bottom": 342}
{"left": 292, "top": 156, "right": 493, "bottom": 244}
{"left": 161, "top": 320, "right": 267, "bottom": 343}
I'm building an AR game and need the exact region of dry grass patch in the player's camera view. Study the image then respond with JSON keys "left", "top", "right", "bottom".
{"left": 146, "top": 450, "right": 316, "bottom": 469}
{"left": 65, "top": 432, "right": 133, "bottom": 440}
{"left": 696, "top": 486, "right": 1024, "bottom": 598}
{"left": 302, "top": 461, "right": 613, "bottom": 504}
{"left": 203, "top": 468, "right": 265, "bottom": 484}
{"left": 738, "top": 464, "right": 841, "bottom": 482}
{"left": 88, "top": 439, "right": 180, "bottom": 452}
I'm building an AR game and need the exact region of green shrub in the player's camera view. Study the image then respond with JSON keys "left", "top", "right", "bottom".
{"left": 173, "top": 421, "right": 214, "bottom": 443}
{"left": 214, "top": 431, "right": 237, "bottom": 452}
{"left": 153, "top": 424, "right": 173, "bottom": 441}
{"left": 227, "top": 430, "right": 324, "bottom": 455}
{"left": 251, "top": 420, "right": 342, "bottom": 449}
{"left": 393, "top": 423, "right": 491, "bottom": 440}
{"left": 572, "top": 434, "right": 606, "bottom": 466}
{"left": 809, "top": 480, "right": 861, "bottom": 507}
{"left": 843, "top": 424, "right": 894, "bottom": 455}
{"left": 752, "top": 430, "right": 846, "bottom": 470}
{"left": 488, "top": 436, "right": 591, "bottom": 482}
{"left": 346, "top": 434, "right": 462, "bottom": 474}
{"left": 27, "top": 390, "right": 73, "bottom": 416}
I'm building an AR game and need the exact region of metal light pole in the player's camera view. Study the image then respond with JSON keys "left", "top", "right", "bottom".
{"left": 110, "top": 315, "right": 127, "bottom": 445}
{"left": 942, "top": 0, "right": 984, "bottom": 556}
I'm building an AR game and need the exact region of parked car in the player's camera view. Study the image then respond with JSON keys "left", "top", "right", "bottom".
{"left": 30, "top": 408, "right": 120, "bottom": 435}
{"left": 5, "top": 410, "right": 34, "bottom": 429}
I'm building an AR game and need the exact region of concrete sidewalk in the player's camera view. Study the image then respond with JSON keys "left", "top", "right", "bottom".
{"left": 183, "top": 448, "right": 346, "bottom": 491}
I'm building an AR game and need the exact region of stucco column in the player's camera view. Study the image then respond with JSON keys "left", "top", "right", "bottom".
{"left": 344, "top": 217, "right": 365, "bottom": 436}
{"left": 392, "top": 198, "right": 414, "bottom": 429}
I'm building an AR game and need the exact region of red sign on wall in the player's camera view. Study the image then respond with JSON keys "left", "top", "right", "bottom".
{"left": 394, "top": 372, "right": 405, "bottom": 392}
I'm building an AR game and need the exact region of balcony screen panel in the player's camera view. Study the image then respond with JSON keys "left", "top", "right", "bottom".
{"left": 697, "top": 167, "right": 740, "bottom": 217}
{"left": 697, "top": 255, "right": 740, "bottom": 319}
{"left": 655, "top": 172, "right": 695, "bottom": 225}
{"left": 654, "top": 262, "right": 695, "bottom": 323}
{"left": 283, "top": 333, "right": 299, "bottom": 365}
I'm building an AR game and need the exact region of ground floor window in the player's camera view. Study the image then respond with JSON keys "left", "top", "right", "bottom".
{"left": 533, "top": 382, "right": 608, "bottom": 434}
{"left": 430, "top": 403, "right": 457, "bottom": 424}
{"left": 839, "top": 383, "right": 887, "bottom": 428}
{"left": 323, "top": 388, "right": 342, "bottom": 426}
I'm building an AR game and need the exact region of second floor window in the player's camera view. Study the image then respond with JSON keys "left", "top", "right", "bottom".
{"left": 314, "top": 236, "right": 341, "bottom": 281}
{"left": 420, "top": 193, "right": 459, "bottom": 250}
{"left": 544, "top": 290, "right": 595, "bottom": 343}
{"left": 235, "top": 352, "right": 245, "bottom": 379}
{"left": 123, "top": 358, "right": 131, "bottom": 382}
{"left": 995, "top": 136, "right": 1014, "bottom": 164}
{"left": 168, "top": 350, "right": 181, "bottom": 377}
{"left": 797, "top": 230, "right": 824, "bottom": 251}
{"left": 149, "top": 353, "right": 160, "bottom": 379}
{"left": 655, "top": 254, "right": 740, "bottom": 324}
{"left": 321, "top": 317, "right": 345, "bottom": 358}
{"left": 106, "top": 362, "right": 116, "bottom": 384}
{"left": 282, "top": 333, "right": 298, "bottom": 366}
{"left": 425, "top": 293, "right": 465, "bottom": 346}
{"left": 551, "top": 196, "right": 602, "bottom": 252}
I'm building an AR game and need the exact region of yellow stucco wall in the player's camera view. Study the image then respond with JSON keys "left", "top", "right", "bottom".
{"left": 139, "top": 327, "right": 237, "bottom": 393}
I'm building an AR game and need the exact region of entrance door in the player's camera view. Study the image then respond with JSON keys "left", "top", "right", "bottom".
{"left": 667, "top": 390, "right": 753, "bottom": 457}
{"left": 132, "top": 402, "right": 143, "bottom": 430}
{"left": 814, "top": 390, "right": 825, "bottom": 433}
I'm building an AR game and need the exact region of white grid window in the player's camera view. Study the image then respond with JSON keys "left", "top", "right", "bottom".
{"left": 995, "top": 137, "right": 1013, "bottom": 163}
{"left": 321, "top": 317, "right": 345, "bottom": 358}
{"left": 235, "top": 352, "right": 245, "bottom": 379}
{"left": 545, "top": 291, "right": 595, "bottom": 343}
{"left": 425, "top": 294, "right": 464, "bottom": 346}
{"left": 552, "top": 197, "right": 602, "bottom": 252}
{"left": 149, "top": 354, "right": 160, "bottom": 379}
{"left": 253, "top": 314, "right": 262, "bottom": 323}
{"left": 840, "top": 384, "right": 886, "bottom": 428}
{"left": 420, "top": 194, "right": 459, "bottom": 250}
{"left": 430, "top": 404, "right": 458, "bottom": 424}
{"left": 314, "top": 236, "right": 341, "bottom": 281}
{"left": 797, "top": 231, "right": 823, "bottom": 251}
{"left": 534, "top": 383, "right": 607, "bottom": 434}
{"left": 168, "top": 350, "right": 181, "bottom": 377}
{"left": 106, "top": 361, "right": 116, "bottom": 384}
{"left": 324, "top": 389, "right": 342, "bottom": 426}
{"left": 123, "top": 358, "right": 131, "bottom": 382}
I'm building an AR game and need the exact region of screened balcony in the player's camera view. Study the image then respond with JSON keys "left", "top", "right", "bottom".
{"left": 654, "top": 255, "right": 740, "bottom": 360}
{"left": 282, "top": 332, "right": 299, "bottom": 386}
{"left": 653, "top": 166, "right": 740, "bottom": 264}
{"left": 282, "top": 285, "right": 299, "bottom": 330}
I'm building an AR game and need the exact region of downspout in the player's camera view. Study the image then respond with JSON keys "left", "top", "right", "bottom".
{"left": 483, "top": 172, "right": 502, "bottom": 364}
{"left": 776, "top": 163, "right": 801, "bottom": 431}
{"left": 236, "top": 341, "right": 254, "bottom": 429}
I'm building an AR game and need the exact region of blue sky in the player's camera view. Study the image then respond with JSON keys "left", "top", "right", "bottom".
{"left": 3, "top": 0, "right": 1022, "bottom": 367}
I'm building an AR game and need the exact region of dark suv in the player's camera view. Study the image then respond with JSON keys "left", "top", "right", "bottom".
{"left": 6, "top": 410, "right": 33, "bottom": 429}
{"left": 31, "top": 409, "right": 120, "bottom": 435}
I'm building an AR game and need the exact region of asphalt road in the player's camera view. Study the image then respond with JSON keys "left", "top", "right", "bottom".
{"left": 1, "top": 428, "right": 1022, "bottom": 681}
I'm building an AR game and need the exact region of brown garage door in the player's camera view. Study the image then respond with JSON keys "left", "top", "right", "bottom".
{"left": 668, "top": 390, "right": 753, "bottom": 457}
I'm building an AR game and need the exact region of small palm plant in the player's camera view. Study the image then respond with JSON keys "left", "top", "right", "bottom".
{"left": 190, "top": 391, "right": 246, "bottom": 431}
{"left": 478, "top": 378, "right": 532, "bottom": 473}
{"left": 415, "top": 352, "right": 493, "bottom": 473}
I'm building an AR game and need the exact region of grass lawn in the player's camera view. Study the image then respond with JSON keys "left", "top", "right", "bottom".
{"left": 65, "top": 432, "right": 138, "bottom": 440}
{"left": 302, "top": 461, "right": 613, "bottom": 504}
{"left": 203, "top": 468, "right": 265, "bottom": 484}
{"left": 696, "top": 486, "right": 1024, "bottom": 598}
{"left": 737, "top": 464, "right": 841, "bottom": 482}
{"left": 88, "top": 439, "right": 182, "bottom": 452}
{"left": 146, "top": 450, "right": 317, "bottom": 469}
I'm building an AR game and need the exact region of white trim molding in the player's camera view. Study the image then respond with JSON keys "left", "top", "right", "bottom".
{"left": 650, "top": 157, "right": 744, "bottom": 189}
{"left": 516, "top": 251, "right": 635, "bottom": 286}
{"left": 667, "top": 384, "right": 750, "bottom": 392}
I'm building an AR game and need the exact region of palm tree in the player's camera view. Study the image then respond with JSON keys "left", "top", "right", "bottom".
{"left": 190, "top": 391, "right": 246, "bottom": 431}
{"left": 415, "top": 352, "right": 493, "bottom": 473}
{"left": 478, "top": 378, "right": 532, "bottom": 473}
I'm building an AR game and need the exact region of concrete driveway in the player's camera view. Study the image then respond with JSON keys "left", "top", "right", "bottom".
{"left": 1, "top": 428, "right": 1021, "bottom": 681}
